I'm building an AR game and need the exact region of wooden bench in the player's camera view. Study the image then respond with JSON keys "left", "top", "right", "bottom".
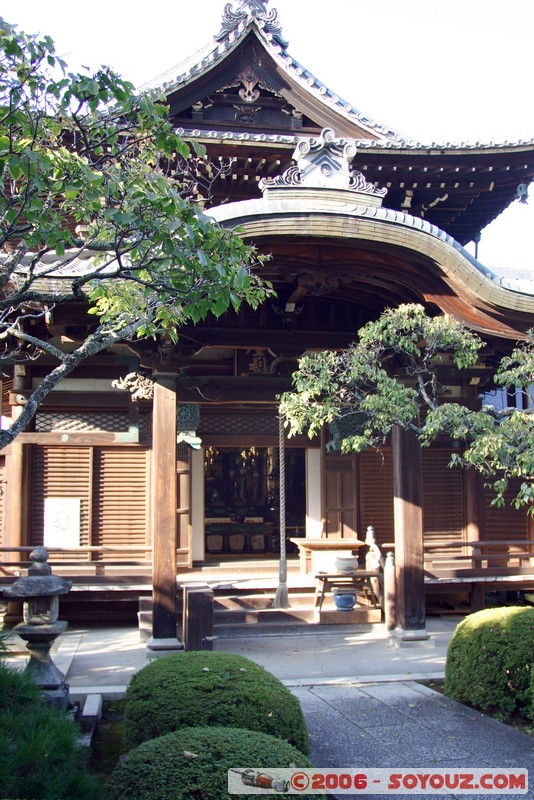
{"left": 310, "top": 527, "right": 385, "bottom": 623}
{"left": 314, "top": 570, "right": 382, "bottom": 612}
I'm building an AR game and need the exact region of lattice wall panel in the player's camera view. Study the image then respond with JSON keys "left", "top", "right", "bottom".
{"left": 36, "top": 411, "right": 148, "bottom": 435}
{"left": 36, "top": 412, "right": 129, "bottom": 433}
{"left": 199, "top": 414, "right": 278, "bottom": 436}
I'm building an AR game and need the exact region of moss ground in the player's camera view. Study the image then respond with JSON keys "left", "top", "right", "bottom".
{"left": 421, "top": 680, "right": 533, "bottom": 737}
{"left": 89, "top": 701, "right": 125, "bottom": 794}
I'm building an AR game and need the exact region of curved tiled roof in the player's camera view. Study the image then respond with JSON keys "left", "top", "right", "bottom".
{"left": 173, "top": 125, "right": 534, "bottom": 154}
{"left": 209, "top": 194, "right": 534, "bottom": 301}
{"left": 206, "top": 178, "right": 534, "bottom": 340}
{"left": 145, "top": 1, "right": 412, "bottom": 144}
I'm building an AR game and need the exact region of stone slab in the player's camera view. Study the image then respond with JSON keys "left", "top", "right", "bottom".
{"left": 315, "top": 607, "right": 382, "bottom": 624}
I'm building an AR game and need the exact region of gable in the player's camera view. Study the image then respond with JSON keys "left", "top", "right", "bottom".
{"left": 158, "top": 0, "right": 411, "bottom": 145}
{"left": 167, "top": 33, "right": 321, "bottom": 136}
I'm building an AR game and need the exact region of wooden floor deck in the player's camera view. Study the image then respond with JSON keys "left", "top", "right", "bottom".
{"left": 1, "top": 543, "right": 533, "bottom": 626}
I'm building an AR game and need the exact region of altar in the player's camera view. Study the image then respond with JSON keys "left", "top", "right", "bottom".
{"left": 289, "top": 538, "right": 366, "bottom": 576}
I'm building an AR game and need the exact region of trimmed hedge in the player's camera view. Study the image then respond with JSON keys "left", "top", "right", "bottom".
{"left": 444, "top": 606, "right": 534, "bottom": 719}
{"left": 123, "top": 651, "right": 309, "bottom": 753}
{"left": 529, "top": 665, "right": 534, "bottom": 724}
{"left": 0, "top": 662, "right": 97, "bottom": 800}
{"left": 105, "top": 726, "right": 324, "bottom": 800}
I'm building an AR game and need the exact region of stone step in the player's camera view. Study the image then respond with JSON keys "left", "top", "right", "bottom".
{"left": 139, "top": 594, "right": 320, "bottom": 616}
{"left": 214, "top": 606, "right": 317, "bottom": 625}
{"left": 138, "top": 591, "right": 317, "bottom": 613}
{"left": 213, "top": 592, "right": 315, "bottom": 610}
{"left": 185, "top": 558, "right": 301, "bottom": 581}
{"left": 138, "top": 604, "right": 320, "bottom": 640}
{"left": 215, "top": 607, "right": 383, "bottom": 636}
{"left": 139, "top": 593, "right": 376, "bottom": 631}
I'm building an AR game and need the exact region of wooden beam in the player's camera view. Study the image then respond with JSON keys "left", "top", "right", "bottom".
{"left": 177, "top": 327, "right": 356, "bottom": 350}
{"left": 178, "top": 376, "right": 292, "bottom": 403}
{"left": 391, "top": 426, "right": 429, "bottom": 641}
{"left": 150, "top": 375, "right": 179, "bottom": 641}
{"left": 17, "top": 431, "right": 139, "bottom": 445}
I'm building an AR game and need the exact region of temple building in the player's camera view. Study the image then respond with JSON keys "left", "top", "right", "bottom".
{"left": 1, "top": 0, "right": 533, "bottom": 641}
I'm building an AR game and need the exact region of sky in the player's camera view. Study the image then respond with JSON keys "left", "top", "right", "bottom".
{"left": 3, "top": 0, "right": 534, "bottom": 281}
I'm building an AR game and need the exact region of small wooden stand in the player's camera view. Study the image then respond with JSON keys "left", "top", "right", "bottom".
{"left": 313, "top": 570, "right": 382, "bottom": 624}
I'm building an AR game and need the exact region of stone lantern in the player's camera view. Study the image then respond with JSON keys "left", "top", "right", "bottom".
{"left": 2, "top": 546, "right": 72, "bottom": 709}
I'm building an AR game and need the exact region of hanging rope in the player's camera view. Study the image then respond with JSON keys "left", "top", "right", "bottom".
{"left": 272, "top": 412, "right": 289, "bottom": 608}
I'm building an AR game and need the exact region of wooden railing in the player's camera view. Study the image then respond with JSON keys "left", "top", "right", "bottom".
{"left": 381, "top": 538, "right": 534, "bottom": 572}
{"left": 423, "top": 539, "right": 534, "bottom": 574}
{"left": 0, "top": 546, "right": 153, "bottom": 582}
{"left": 421, "top": 539, "right": 534, "bottom": 611}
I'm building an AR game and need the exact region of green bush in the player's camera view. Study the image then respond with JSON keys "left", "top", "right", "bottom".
{"left": 444, "top": 606, "right": 534, "bottom": 719}
{"left": 105, "top": 726, "right": 324, "bottom": 800}
{"left": 0, "top": 662, "right": 97, "bottom": 800}
{"left": 528, "top": 665, "right": 534, "bottom": 725}
{"left": 123, "top": 651, "right": 309, "bottom": 753}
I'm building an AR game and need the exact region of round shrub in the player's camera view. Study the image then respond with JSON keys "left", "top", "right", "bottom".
{"left": 528, "top": 664, "right": 534, "bottom": 725}
{"left": 105, "top": 726, "right": 324, "bottom": 800}
{"left": 444, "top": 606, "right": 534, "bottom": 719}
{"left": 123, "top": 651, "right": 309, "bottom": 753}
{"left": 0, "top": 662, "right": 97, "bottom": 799}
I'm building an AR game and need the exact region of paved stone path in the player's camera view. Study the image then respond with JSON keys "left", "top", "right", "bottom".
{"left": 291, "top": 680, "right": 533, "bottom": 800}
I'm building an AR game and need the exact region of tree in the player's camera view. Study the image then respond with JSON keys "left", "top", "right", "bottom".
{"left": 0, "top": 19, "right": 269, "bottom": 448}
{"left": 280, "top": 304, "right": 534, "bottom": 510}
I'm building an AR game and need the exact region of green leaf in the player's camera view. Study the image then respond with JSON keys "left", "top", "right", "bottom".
{"left": 7, "top": 153, "right": 22, "bottom": 180}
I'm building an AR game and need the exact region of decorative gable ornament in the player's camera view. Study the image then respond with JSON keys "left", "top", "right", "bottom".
{"left": 215, "top": 1, "right": 288, "bottom": 48}
{"left": 112, "top": 372, "right": 155, "bottom": 402}
{"left": 259, "top": 128, "right": 388, "bottom": 199}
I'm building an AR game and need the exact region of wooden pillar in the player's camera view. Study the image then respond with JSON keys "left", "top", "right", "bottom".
{"left": 4, "top": 404, "right": 30, "bottom": 557}
{"left": 5, "top": 443, "right": 25, "bottom": 553}
{"left": 176, "top": 447, "right": 192, "bottom": 568}
{"left": 383, "top": 551, "right": 396, "bottom": 632}
{"left": 464, "top": 468, "right": 487, "bottom": 610}
{"left": 149, "top": 374, "right": 180, "bottom": 644}
{"left": 391, "top": 426, "right": 428, "bottom": 641}
{"left": 3, "top": 405, "right": 30, "bottom": 623}
{"left": 465, "top": 467, "right": 486, "bottom": 544}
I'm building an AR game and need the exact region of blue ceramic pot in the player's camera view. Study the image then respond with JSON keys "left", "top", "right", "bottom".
{"left": 333, "top": 592, "right": 356, "bottom": 611}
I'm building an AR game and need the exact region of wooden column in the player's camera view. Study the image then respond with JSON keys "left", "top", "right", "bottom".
{"left": 3, "top": 405, "right": 30, "bottom": 623}
{"left": 391, "top": 426, "right": 428, "bottom": 641}
{"left": 4, "top": 405, "right": 30, "bottom": 557}
{"left": 150, "top": 374, "right": 179, "bottom": 643}
{"left": 464, "top": 467, "right": 487, "bottom": 610}
{"left": 465, "top": 467, "right": 486, "bottom": 544}
{"left": 176, "top": 447, "right": 192, "bottom": 568}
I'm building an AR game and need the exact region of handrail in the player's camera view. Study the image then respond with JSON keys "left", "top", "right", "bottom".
{"left": 423, "top": 538, "right": 534, "bottom": 576}
{"left": 424, "top": 539, "right": 534, "bottom": 551}
{"left": 0, "top": 545, "right": 154, "bottom": 576}
{"left": 0, "top": 546, "right": 153, "bottom": 553}
{"left": 364, "top": 539, "right": 534, "bottom": 559}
